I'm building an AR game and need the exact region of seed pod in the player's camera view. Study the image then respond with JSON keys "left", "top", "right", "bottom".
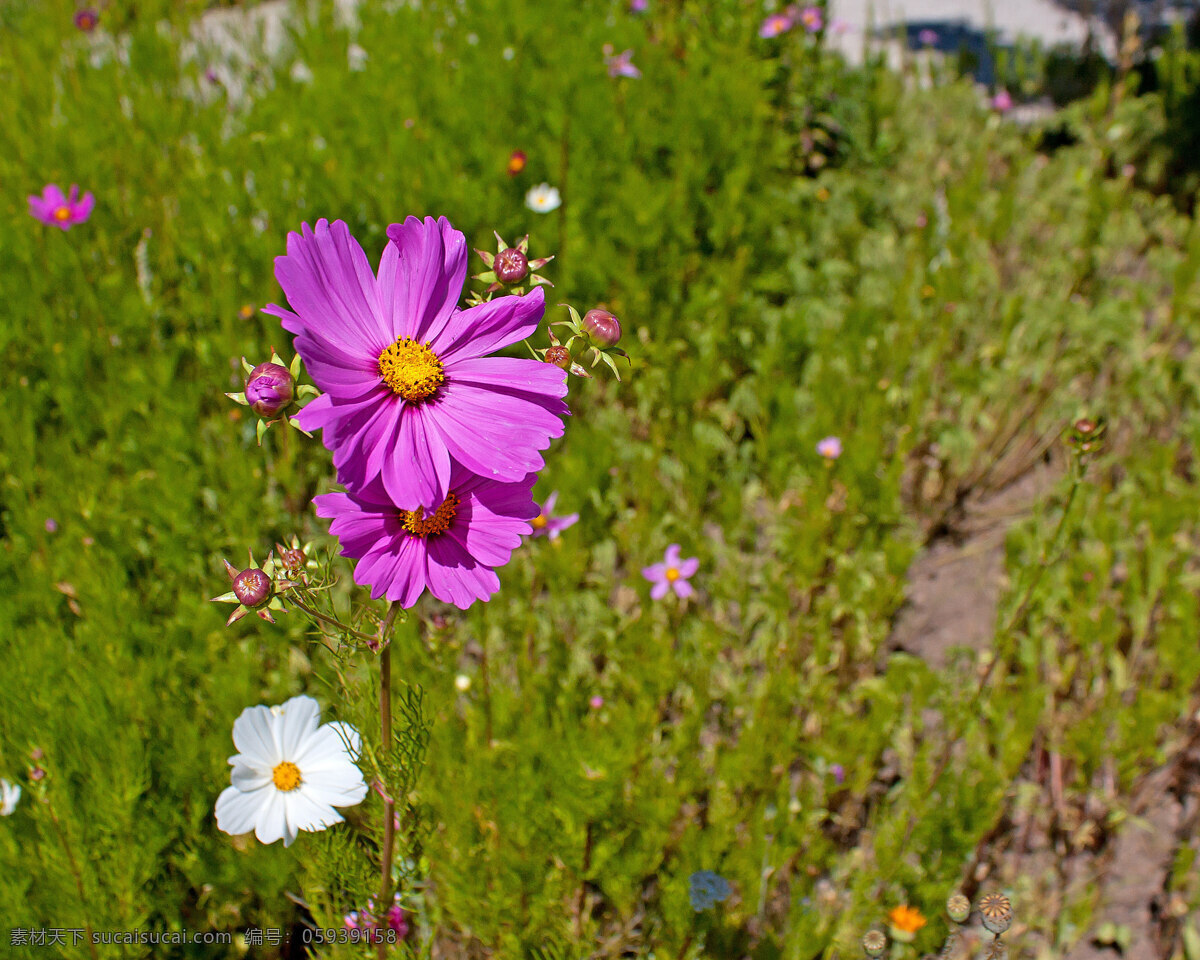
{"left": 946, "top": 893, "right": 970, "bottom": 924}
{"left": 862, "top": 931, "right": 887, "bottom": 957}
{"left": 545, "top": 346, "right": 572, "bottom": 369}
{"left": 978, "top": 893, "right": 1012, "bottom": 935}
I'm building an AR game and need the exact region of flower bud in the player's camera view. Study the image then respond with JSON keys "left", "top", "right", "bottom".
{"left": 862, "top": 930, "right": 887, "bottom": 957}
{"left": 583, "top": 309, "right": 622, "bottom": 348}
{"left": 494, "top": 247, "right": 529, "bottom": 283}
{"left": 245, "top": 362, "right": 295, "bottom": 418}
{"left": 545, "top": 346, "right": 572, "bottom": 369}
{"left": 946, "top": 893, "right": 970, "bottom": 923}
{"left": 232, "top": 567, "right": 272, "bottom": 609}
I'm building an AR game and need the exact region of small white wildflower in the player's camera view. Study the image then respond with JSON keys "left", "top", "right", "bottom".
{"left": 347, "top": 43, "right": 368, "bottom": 71}
{"left": 525, "top": 183, "right": 562, "bottom": 214}
{"left": 0, "top": 780, "right": 20, "bottom": 816}
{"left": 454, "top": 674, "right": 471, "bottom": 692}
{"left": 290, "top": 61, "right": 314, "bottom": 84}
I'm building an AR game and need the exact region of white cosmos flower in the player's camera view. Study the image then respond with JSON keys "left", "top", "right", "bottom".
{"left": 525, "top": 183, "right": 562, "bottom": 214}
{"left": 214, "top": 695, "right": 367, "bottom": 847}
{"left": 1, "top": 779, "right": 20, "bottom": 816}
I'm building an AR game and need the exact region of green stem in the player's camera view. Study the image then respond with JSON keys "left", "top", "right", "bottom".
{"left": 376, "top": 601, "right": 402, "bottom": 960}
{"left": 44, "top": 797, "right": 99, "bottom": 960}
{"left": 287, "top": 594, "right": 382, "bottom": 645}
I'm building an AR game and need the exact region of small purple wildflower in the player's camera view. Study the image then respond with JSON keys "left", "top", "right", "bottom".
{"left": 759, "top": 13, "right": 794, "bottom": 38}
{"left": 590, "top": 695, "right": 605, "bottom": 709}
{"left": 799, "top": 6, "right": 823, "bottom": 31}
{"left": 830, "top": 763, "right": 845, "bottom": 784}
{"left": 829, "top": 17, "right": 851, "bottom": 33}
{"left": 642, "top": 544, "right": 699, "bottom": 600}
{"left": 28, "top": 184, "right": 94, "bottom": 230}
{"left": 816, "top": 436, "right": 842, "bottom": 460}
{"left": 991, "top": 89, "right": 1013, "bottom": 112}
{"left": 74, "top": 8, "right": 99, "bottom": 31}
{"left": 918, "top": 28, "right": 938, "bottom": 45}
{"left": 630, "top": 0, "right": 648, "bottom": 10}
{"left": 530, "top": 491, "right": 579, "bottom": 541}
{"left": 604, "top": 47, "right": 641, "bottom": 79}
{"left": 44, "top": 518, "right": 58, "bottom": 534}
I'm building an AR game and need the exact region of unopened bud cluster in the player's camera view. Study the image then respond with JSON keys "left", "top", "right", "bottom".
{"left": 545, "top": 304, "right": 631, "bottom": 381}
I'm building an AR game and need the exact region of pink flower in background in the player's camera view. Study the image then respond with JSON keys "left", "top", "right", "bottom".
{"left": 630, "top": 0, "right": 648, "bottom": 10}
{"left": 642, "top": 544, "right": 699, "bottom": 600}
{"left": 315, "top": 464, "right": 537, "bottom": 610}
{"left": 918, "top": 28, "right": 938, "bottom": 45}
{"left": 991, "top": 89, "right": 1013, "bottom": 112}
{"left": 829, "top": 17, "right": 851, "bottom": 33}
{"left": 759, "top": 13, "right": 794, "bottom": 38}
{"left": 604, "top": 47, "right": 641, "bottom": 78}
{"left": 73, "top": 7, "right": 99, "bottom": 31}
{"left": 28, "top": 184, "right": 94, "bottom": 230}
{"left": 799, "top": 6, "right": 823, "bottom": 31}
{"left": 530, "top": 490, "right": 579, "bottom": 540}
{"left": 816, "top": 436, "right": 842, "bottom": 460}
{"left": 590, "top": 695, "right": 605, "bottom": 709}
{"left": 269, "top": 217, "right": 568, "bottom": 511}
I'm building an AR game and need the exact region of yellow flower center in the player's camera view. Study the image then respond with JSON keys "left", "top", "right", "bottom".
{"left": 53, "top": 206, "right": 71, "bottom": 221}
{"left": 665, "top": 567, "right": 680, "bottom": 582}
{"left": 531, "top": 514, "right": 548, "bottom": 529}
{"left": 378, "top": 337, "right": 444, "bottom": 402}
{"left": 272, "top": 761, "right": 302, "bottom": 792}
{"left": 399, "top": 493, "right": 459, "bottom": 537}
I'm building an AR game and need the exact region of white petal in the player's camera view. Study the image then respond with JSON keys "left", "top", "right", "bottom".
{"left": 303, "top": 764, "right": 368, "bottom": 808}
{"left": 277, "top": 695, "right": 322, "bottom": 760}
{"left": 287, "top": 786, "right": 345, "bottom": 837}
{"left": 254, "top": 790, "right": 288, "bottom": 845}
{"left": 231, "top": 705, "right": 281, "bottom": 768}
{"left": 294, "top": 721, "right": 361, "bottom": 770}
{"left": 215, "top": 785, "right": 265, "bottom": 837}
{"left": 231, "top": 761, "right": 272, "bottom": 792}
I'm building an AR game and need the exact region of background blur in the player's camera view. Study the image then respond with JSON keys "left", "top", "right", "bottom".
{"left": 2, "top": 0, "right": 1200, "bottom": 956}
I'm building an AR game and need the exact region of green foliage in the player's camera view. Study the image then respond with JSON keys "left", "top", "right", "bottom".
{"left": 1, "top": 0, "right": 1199, "bottom": 958}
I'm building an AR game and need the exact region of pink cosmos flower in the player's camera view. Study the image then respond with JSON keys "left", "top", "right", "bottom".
{"left": 816, "top": 436, "right": 842, "bottom": 460}
{"left": 28, "top": 184, "right": 94, "bottom": 230}
{"left": 605, "top": 47, "right": 641, "bottom": 78}
{"left": 759, "top": 13, "right": 794, "bottom": 38}
{"left": 917, "top": 29, "right": 938, "bottom": 45}
{"left": 991, "top": 89, "right": 1013, "bottom": 112}
{"left": 642, "top": 544, "right": 699, "bottom": 600}
{"left": 268, "top": 218, "right": 568, "bottom": 511}
{"left": 314, "top": 464, "right": 537, "bottom": 609}
{"left": 530, "top": 490, "right": 578, "bottom": 540}
{"left": 799, "top": 6, "right": 823, "bottom": 31}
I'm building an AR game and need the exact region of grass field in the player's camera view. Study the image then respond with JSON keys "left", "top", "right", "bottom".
{"left": 2, "top": 1, "right": 1200, "bottom": 957}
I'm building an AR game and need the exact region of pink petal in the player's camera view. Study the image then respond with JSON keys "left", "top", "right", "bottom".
{"left": 381, "top": 216, "right": 467, "bottom": 343}
{"left": 433, "top": 286, "right": 546, "bottom": 362}
{"left": 678, "top": 557, "right": 699, "bottom": 577}
{"left": 673, "top": 579, "right": 694, "bottom": 599}
{"left": 642, "top": 563, "right": 666, "bottom": 582}
{"left": 274, "top": 219, "right": 390, "bottom": 354}
{"left": 650, "top": 580, "right": 671, "bottom": 600}
{"left": 664, "top": 544, "right": 682, "bottom": 567}
{"left": 381, "top": 405, "right": 451, "bottom": 510}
